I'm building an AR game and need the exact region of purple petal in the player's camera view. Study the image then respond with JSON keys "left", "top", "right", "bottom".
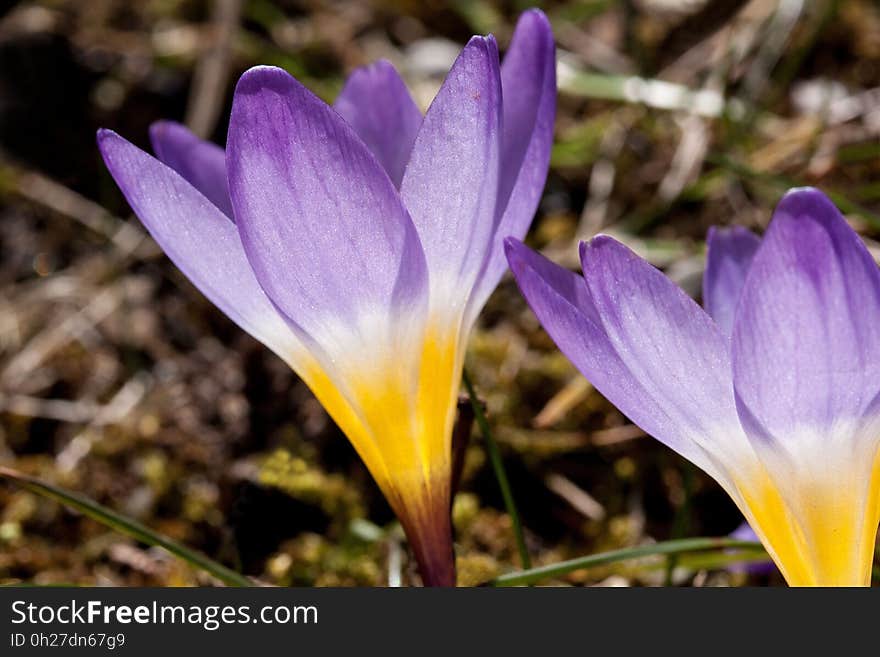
{"left": 467, "top": 10, "right": 556, "bottom": 325}
{"left": 578, "top": 236, "right": 752, "bottom": 474}
{"left": 97, "top": 129, "right": 298, "bottom": 362}
{"left": 149, "top": 120, "right": 233, "bottom": 219}
{"left": 728, "top": 189, "right": 880, "bottom": 586}
{"left": 333, "top": 60, "right": 422, "bottom": 189}
{"left": 400, "top": 36, "right": 502, "bottom": 319}
{"left": 226, "top": 66, "right": 428, "bottom": 350}
{"left": 703, "top": 226, "right": 761, "bottom": 337}
{"left": 732, "top": 188, "right": 880, "bottom": 449}
{"left": 505, "top": 237, "right": 747, "bottom": 483}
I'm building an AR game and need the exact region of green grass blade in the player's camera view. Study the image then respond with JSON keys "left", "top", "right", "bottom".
{"left": 462, "top": 371, "right": 531, "bottom": 570}
{"left": 0, "top": 466, "right": 252, "bottom": 587}
{"left": 490, "top": 537, "right": 766, "bottom": 587}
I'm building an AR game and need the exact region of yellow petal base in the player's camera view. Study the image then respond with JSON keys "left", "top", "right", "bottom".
{"left": 295, "top": 320, "right": 462, "bottom": 585}
{"left": 736, "top": 449, "right": 880, "bottom": 586}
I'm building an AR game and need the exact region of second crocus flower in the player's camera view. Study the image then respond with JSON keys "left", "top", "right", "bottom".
{"left": 98, "top": 10, "right": 555, "bottom": 586}
{"left": 506, "top": 188, "right": 880, "bottom": 586}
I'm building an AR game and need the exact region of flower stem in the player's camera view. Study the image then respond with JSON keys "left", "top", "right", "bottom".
{"left": 462, "top": 370, "right": 531, "bottom": 570}
{"left": 490, "top": 537, "right": 766, "bottom": 587}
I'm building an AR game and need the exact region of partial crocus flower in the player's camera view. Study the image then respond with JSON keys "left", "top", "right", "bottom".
{"left": 728, "top": 522, "right": 776, "bottom": 576}
{"left": 506, "top": 188, "right": 880, "bottom": 586}
{"left": 98, "top": 10, "right": 555, "bottom": 586}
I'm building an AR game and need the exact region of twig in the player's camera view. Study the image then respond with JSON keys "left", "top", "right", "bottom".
{"left": 545, "top": 473, "right": 605, "bottom": 521}
{"left": 7, "top": 161, "right": 145, "bottom": 255}
{"left": 740, "top": 0, "right": 805, "bottom": 103}
{"left": 1, "top": 287, "right": 122, "bottom": 387}
{"left": 532, "top": 375, "right": 592, "bottom": 429}
{"left": 185, "top": 0, "right": 243, "bottom": 137}
{"left": 654, "top": 0, "right": 751, "bottom": 71}
{"left": 0, "top": 373, "right": 150, "bottom": 427}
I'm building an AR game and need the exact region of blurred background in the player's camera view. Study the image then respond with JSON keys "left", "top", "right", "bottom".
{"left": 0, "top": 0, "right": 878, "bottom": 586}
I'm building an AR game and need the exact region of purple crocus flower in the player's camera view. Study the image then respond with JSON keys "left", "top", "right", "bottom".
{"left": 506, "top": 188, "right": 880, "bottom": 586}
{"left": 97, "top": 10, "right": 555, "bottom": 587}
